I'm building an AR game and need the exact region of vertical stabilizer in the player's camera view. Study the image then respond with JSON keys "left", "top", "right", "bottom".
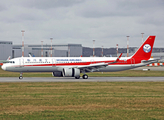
{"left": 131, "top": 36, "right": 155, "bottom": 60}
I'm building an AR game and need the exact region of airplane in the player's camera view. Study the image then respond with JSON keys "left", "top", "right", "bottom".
{"left": 1, "top": 36, "right": 158, "bottom": 79}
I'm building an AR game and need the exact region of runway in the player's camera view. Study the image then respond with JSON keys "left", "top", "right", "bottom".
{"left": 0, "top": 77, "right": 164, "bottom": 82}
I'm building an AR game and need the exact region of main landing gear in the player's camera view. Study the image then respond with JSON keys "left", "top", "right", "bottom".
{"left": 19, "top": 72, "right": 23, "bottom": 79}
{"left": 82, "top": 74, "right": 88, "bottom": 79}
{"left": 75, "top": 76, "right": 80, "bottom": 79}
{"left": 74, "top": 74, "right": 88, "bottom": 79}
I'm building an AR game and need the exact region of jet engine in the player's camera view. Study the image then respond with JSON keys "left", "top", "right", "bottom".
{"left": 63, "top": 68, "right": 80, "bottom": 77}
{"left": 52, "top": 71, "right": 63, "bottom": 77}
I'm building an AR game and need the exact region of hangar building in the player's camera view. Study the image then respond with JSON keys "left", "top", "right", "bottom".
{"left": 0, "top": 41, "right": 82, "bottom": 59}
{"left": 12, "top": 44, "right": 82, "bottom": 58}
{"left": 0, "top": 41, "right": 12, "bottom": 60}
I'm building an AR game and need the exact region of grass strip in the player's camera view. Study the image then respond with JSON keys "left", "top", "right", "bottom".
{"left": 0, "top": 82, "right": 164, "bottom": 119}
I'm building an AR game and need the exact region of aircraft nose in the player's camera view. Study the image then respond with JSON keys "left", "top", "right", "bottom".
{"left": 1, "top": 65, "right": 6, "bottom": 70}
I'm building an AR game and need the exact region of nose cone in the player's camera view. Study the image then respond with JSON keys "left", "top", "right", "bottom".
{"left": 1, "top": 65, "right": 6, "bottom": 71}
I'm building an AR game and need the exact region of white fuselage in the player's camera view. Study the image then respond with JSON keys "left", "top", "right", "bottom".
{"left": 1, "top": 56, "right": 147, "bottom": 73}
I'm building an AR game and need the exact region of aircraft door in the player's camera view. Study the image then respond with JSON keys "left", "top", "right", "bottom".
{"left": 19, "top": 58, "right": 24, "bottom": 67}
{"left": 52, "top": 59, "right": 56, "bottom": 66}
{"left": 90, "top": 59, "right": 94, "bottom": 64}
{"left": 131, "top": 58, "right": 135, "bottom": 66}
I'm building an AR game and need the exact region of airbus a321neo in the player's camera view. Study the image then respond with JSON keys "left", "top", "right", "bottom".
{"left": 1, "top": 36, "right": 158, "bottom": 79}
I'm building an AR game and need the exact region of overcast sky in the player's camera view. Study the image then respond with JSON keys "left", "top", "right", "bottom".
{"left": 0, "top": 0, "right": 163, "bottom": 48}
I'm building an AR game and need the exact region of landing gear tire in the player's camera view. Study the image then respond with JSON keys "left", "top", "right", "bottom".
{"left": 19, "top": 76, "right": 23, "bottom": 80}
{"left": 19, "top": 72, "right": 23, "bottom": 80}
{"left": 75, "top": 76, "right": 80, "bottom": 79}
{"left": 82, "top": 74, "right": 88, "bottom": 79}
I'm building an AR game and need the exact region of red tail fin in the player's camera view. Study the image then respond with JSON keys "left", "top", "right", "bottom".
{"left": 131, "top": 36, "right": 155, "bottom": 60}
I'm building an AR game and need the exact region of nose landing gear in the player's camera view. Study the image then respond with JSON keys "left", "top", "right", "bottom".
{"left": 19, "top": 72, "right": 23, "bottom": 79}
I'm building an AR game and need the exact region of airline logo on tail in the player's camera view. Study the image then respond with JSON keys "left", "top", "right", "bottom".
{"left": 131, "top": 36, "right": 155, "bottom": 60}
{"left": 143, "top": 44, "right": 151, "bottom": 53}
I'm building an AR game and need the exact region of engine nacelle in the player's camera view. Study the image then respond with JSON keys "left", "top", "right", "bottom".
{"left": 63, "top": 68, "right": 80, "bottom": 77}
{"left": 52, "top": 71, "right": 63, "bottom": 77}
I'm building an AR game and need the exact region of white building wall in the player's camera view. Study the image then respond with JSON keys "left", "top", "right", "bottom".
{"left": 0, "top": 41, "right": 12, "bottom": 60}
{"left": 32, "top": 49, "right": 41, "bottom": 57}
{"left": 69, "top": 44, "right": 82, "bottom": 57}
{"left": 12, "top": 44, "right": 82, "bottom": 57}
{"left": 13, "top": 49, "right": 22, "bottom": 58}
{"left": 54, "top": 50, "right": 67, "bottom": 57}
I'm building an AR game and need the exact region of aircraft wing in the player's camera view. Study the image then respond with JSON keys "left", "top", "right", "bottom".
{"left": 0, "top": 56, "right": 11, "bottom": 64}
{"left": 76, "top": 53, "right": 123, "bottom": 72}
{"left": 0, "top": 60, "right": 9, "bottom": 66}
{"left": 0, "top": 60, "right": 9, "bottom": 63}
{"left": 7, "top": 56, "right": 11, "bottom": 60}
{"left": 77, "top": 62, "right": 108, "bottom": 72}
{"left": 0, "top": 56, "right": 12, "bottom": 65}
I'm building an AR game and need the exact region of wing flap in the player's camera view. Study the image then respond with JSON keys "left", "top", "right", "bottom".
{"left": 76, "top": 62, "right": 108, "bottom": 72}
{"left": 77, "top": 62, "right": 108, "bottom": 69}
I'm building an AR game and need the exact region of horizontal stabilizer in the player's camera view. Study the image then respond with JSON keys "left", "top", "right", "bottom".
{"left": 141, "top": 58, "right": 160, "bottom": 64}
